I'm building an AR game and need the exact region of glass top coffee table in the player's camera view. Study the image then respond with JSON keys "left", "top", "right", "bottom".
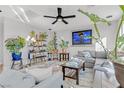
{"left": 61, "top": 60, "right": 85, "bottom": 86}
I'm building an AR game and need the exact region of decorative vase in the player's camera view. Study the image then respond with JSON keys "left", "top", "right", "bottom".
{"left": 0, "top": 64, "right": 3, "bottom": 73}
{"left": 113, "top": 62, "right": 124, "bottom": 88}
{"left": 54, "top": 49, "right": 58, "bottom": 54}
{"left": 12, "top": 52, "right": 22, "bottom": 61}
{"left": 62, "top": 49, "right": 66, "bottom": 53}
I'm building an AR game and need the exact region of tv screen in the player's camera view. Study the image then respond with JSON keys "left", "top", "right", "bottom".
{"left": 72, "top": 30, "right": 92, "bottom": 45}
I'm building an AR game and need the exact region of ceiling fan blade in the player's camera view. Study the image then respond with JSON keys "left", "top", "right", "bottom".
{"left": 63, "top": 15, "right": 76, "bottom": 18}
{"left": 44, "top": 15, "right": 56, "bottom": 18}
{"left": 52, "top": 20, "right": 58, "bottom": 24}
{"left": 58, "top": 7, "right": 62, "bottom": 16}
{"left": 62, "top": 19, "right": 68, "bottom": 24}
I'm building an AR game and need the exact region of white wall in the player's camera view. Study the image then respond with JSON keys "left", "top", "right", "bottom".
{"left": 52, "top": 20, "right": 118, "bottom": 57}
{"left": 0, "top": 17, "right": 4, "bottom": 64}
{"left": 3, "top": 17, "right": 45, "bottom": 67}
{"left": 2, "top": 16, "right": 119, "bottom": 67}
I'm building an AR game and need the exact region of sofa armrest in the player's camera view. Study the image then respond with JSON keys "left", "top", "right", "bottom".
{"left": 93, "top": 70, "right": 120, "bottom": 88}
{"left": 34, "top": 72, "right": 63, "bottom": 88}
{"left": 73, "top": 54, "right": 82, "bottom": 57}
{"left": 93, "top": 70, "right": 102, "bottom": 88}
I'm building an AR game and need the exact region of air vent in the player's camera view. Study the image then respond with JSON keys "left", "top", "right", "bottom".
{"left": 48, "top": 28, "right": 52, "bottom": 31}
{"left": 106, "top": 15, "right": 112, "bottom": 18}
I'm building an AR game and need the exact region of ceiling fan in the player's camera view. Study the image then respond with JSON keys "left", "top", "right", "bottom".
{"left": 44, "top": 7, "right": 76, "bottom": 24}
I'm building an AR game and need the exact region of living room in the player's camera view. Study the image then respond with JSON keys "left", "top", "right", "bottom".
{"left": 0, "top": 5, "right": 124, "bottom": 88}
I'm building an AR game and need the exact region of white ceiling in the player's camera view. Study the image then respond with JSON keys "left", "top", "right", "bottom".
{"left": 0, "top": 5, "right": 122, "bottom": 31}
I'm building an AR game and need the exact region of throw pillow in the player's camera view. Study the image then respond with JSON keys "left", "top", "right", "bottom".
{"left": 82, "top": 51, "right": 92, "bottom": 58}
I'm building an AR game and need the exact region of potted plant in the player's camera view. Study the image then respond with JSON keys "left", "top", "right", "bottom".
{"left": 110, "top": 5, "right": 124, "bottom": 88}
{"left": 29, "top": 31, "right": 36, "bottom": 38}
{"left": 39, "top": 32, "right": 48, "bottom": 41}
{"left": 59, "top": 39, "right": 69, "bottom": 53}
{"left": 47, "top": 32, "right": 58, "bottom": 53}
{"left": 47, "top": 40, "right": 55, "bottom": 53}
{"left": 5, "top": 36, "right": 26, "bottom": 61}
{"left": 78, "top": 6, "right": 124, "bottom": 87}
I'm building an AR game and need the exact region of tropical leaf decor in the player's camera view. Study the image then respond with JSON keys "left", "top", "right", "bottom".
{"left": 39, "top": 32, "right": 48, "bottom": 41}
{"left": 117, "top": 35, "right": 124, "bottom": 50}
{"left": 78, "top": 9, "right": 111, "bottom": 56}
{"left": 47, "top": 32, "right": 58, "bottom": 52}
{"left": 114, "top": 5, "right": 124, "bottom": 59}
{"left": 59, "top": 39, "right": 69, "bottom": 49}
{"left": 29, "top": 31, "right": 36, "bottom": 38}
{"left": 5, "top": 36, "right": 26, "bottom": 54}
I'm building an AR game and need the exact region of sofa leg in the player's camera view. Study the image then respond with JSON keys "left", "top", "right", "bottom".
{"left": 61, "top": 85, "right": 63, "bottom": 88}
{"left": 11, "top": 61, "right": 15, "bottom": 69}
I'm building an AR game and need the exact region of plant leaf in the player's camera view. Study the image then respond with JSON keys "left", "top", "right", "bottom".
{"left": 120, "top": 5, "right": 124, "bottom": 12}
{"left": 78, "top": 9, "right": 111, "bottom": 25}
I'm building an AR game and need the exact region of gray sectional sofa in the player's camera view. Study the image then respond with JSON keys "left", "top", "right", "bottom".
{"left": 74, "top": 50, "right": 107, "bottom": 68}
{"left": 74, "top": 50, "right": 120, "bottom": 88}
{"left": 0, "top": 50, "right": 120, "bottom": 88}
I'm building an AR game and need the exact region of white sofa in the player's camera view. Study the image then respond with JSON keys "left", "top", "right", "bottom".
{"left": 74, "top": 50, "right": 120, "bottom": 88}
{"left": 93, "top": 59, "right": 120, "bottom": 88}
{"left": 0, "top": 67, "right": 63, "bottom": 88}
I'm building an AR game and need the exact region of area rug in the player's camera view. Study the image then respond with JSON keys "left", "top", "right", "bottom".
{"left": 63, "top": 68, "right": 94, "bottom": 88}
{"left": 20, "top": 61, "right": 94, "bottom": 88}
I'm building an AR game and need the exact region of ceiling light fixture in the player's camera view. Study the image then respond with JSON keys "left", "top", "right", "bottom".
{"left": 9, "top": 5, "right": 25, "bottom": 23}
{"left": 18, "top": 7, "right": 30, "bottom": 23}
{"left": 58, "top": 18, "right": 62, "bottom": 22}
{"left": 48, "top": 28, "right": 52, "bottom": 31}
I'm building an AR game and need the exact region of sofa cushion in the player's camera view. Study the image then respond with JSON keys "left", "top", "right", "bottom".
{"left": 94, "top": 65, "right": 108, "bottom": 72}
{"left": 26, "top": 67, "right": 52, "bottom": 83}
{"left": 94, "top": 60, "right": 115, "bottom": 79}
{"left": 78, "top": 51, "right": 84, "bottom": 57}
{"left": 78, "top": 51, "right": 92, "bottom": 58}
{"left": 83, "top": 50, "right": 96, "bottom": 58}
{"left": 85, "top": 57, "right": 95, "bottom": 63}
{"left": 95, "top": 51, "right": 107, "bottom": 59}
{"left": 0, "top": 69, "right": 36, "bottom": 88}
{"left": 82, "top": 51, "right": 92, "bottom": 58}
{"left": 34, "top": 72, "right": 63, "bottom": 88}
{"left": 101, "top": 60, "right": 114, "bottom": 69}
{"left": 95, "top": 58, "right": 107, "bottom": 65}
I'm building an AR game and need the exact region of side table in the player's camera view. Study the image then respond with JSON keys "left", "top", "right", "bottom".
{"left": 59, "top": 53, "right": 69, "bottom": 61}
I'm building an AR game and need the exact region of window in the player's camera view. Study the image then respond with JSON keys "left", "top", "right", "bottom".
{"left": 95, "top": 37, "right": 107, "bottom": 51}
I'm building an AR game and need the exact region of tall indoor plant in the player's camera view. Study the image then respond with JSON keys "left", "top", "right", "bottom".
{"left": 47, "top": 32, "right": 58, "bottom": 53}
{"left": 59, "top": 39, "right": 69, "bottom": 53}
{"left": 111, "top": 5, "right": 124, "bottom": 87}
{"left": 78, "top": 6, "right": 124, "bottom": 87}
{"left": 5, "top": 36, "right": 26, "bottom": 60}
{"left": 78, "top": 9, "right": 111, "bottom": 56}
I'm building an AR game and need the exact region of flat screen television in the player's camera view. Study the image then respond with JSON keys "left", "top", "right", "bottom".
{"left": 72, "top": 30, "right": 92, "bottom": 45}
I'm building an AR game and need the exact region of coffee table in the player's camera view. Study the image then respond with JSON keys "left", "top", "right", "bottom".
{"left": 61, "top": 60, "right": 85, "bottom": 85}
